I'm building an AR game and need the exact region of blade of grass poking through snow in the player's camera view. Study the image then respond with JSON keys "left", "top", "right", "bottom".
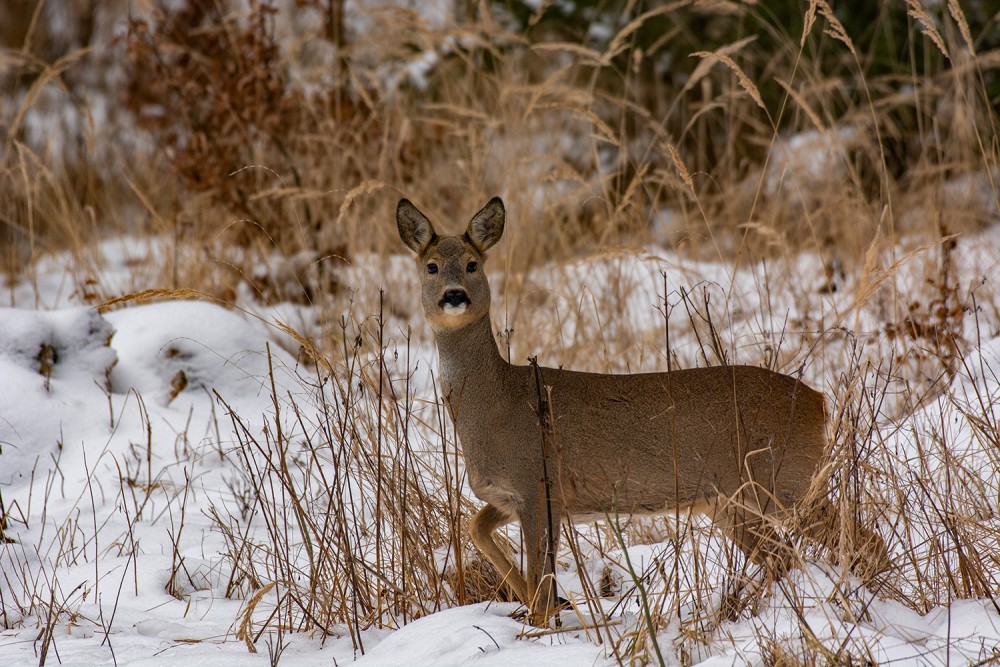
{"left": 609, "top": 512, "right": 665, "bottom": 667}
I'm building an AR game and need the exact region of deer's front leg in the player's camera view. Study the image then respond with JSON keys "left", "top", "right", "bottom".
{"left": 519, "top": 494, "right": 562, "bottom": 626}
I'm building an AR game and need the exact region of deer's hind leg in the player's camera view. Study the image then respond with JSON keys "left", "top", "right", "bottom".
{"left": 713, "top": 491, "right": 793, "bottom": 580}
{"left": 708, "top": 491, "right": 795, "bottom": 619}
{"left": 469, "top": 504, "right": 530, "bottom": 605}
{"left": 796, "top": 496, "right": 891, "bottom": 577}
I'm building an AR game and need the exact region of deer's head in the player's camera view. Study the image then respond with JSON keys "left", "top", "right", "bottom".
{"left": 397, "top": 197, "right": 505, "bottom": 331}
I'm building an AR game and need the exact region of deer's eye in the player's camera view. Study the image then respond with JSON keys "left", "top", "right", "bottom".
{"left": 427, "top": 263, "right": 438, "bottom": 274}
{"left": 467, "top": 261, "right": 478, "bottom": 273}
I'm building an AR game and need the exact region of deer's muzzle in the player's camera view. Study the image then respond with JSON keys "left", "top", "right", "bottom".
{"left": 440, "top": 289, "right": 471, "bottom": 313}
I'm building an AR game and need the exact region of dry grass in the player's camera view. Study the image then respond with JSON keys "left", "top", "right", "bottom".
{"left": 2, "top": 1, "right": 994, "bottom": 284}
{"left": 2, "top": 0, "right": 1000, "bottom": 663}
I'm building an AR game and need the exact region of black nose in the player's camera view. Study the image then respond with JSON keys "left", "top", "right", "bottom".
{"left": 441, "top": 289, "right": 470, "bottom": 307}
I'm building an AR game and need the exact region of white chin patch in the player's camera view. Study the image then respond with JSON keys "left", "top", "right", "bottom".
{"left": 443, "top": 304, "right": 468, "bottom": 316}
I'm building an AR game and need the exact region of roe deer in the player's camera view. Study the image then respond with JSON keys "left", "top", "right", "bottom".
{"left": 396, "top": 196, "right": 884, "bottom": 625}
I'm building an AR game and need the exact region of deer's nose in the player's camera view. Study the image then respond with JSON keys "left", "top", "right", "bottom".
{"left": 441, "top": 289, "right": 470, "bottom": 308}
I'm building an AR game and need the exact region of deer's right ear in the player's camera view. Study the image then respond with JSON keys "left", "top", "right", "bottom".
{"left": 396, "top": 199, "right": 437, "bottom": 255}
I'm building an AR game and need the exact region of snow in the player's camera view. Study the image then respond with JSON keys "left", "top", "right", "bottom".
{"left": 353, "top": 604, "right": 611, "bottom": 666}
{"left": 0, "top": 307, "right": 116, "bottom": 483}
{"left": 763, "top": 127, "right": 859, "bottom": 202}
{"left": 3, "top": 231, "right": 1000, "bottom": 664}
{"left": 106, "top": 300, "right": 281, "bottom": 403}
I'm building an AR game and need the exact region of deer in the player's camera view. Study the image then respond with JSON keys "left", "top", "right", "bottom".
{"left": 396, "top": 196, "right": 886, "bottom": 625}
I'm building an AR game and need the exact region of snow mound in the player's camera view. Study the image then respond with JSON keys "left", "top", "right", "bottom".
{"left": 106, "top": 300, "right": 282, "bottom": 404}
{"left": 0, "top": 307, "right": 117, "bottom": 484}
{"left": 0, "top": 306, "right": 116, "bottom": 388}
{"left": 0, "top": 301, "right": 294, "bottom": 499}
{"left": 354, "top": 603, "right": 611, "bottom": 667}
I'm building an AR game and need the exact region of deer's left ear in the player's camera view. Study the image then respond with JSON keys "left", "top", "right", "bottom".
{"left": 466, "top": 197, "right": 505, "bottom": 252}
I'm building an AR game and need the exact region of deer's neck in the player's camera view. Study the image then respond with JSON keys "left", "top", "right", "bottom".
{"left": 434, "top": 313, "right": 507, "bottom": 396}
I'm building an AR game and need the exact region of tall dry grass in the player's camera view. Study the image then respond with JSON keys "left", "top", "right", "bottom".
{"left": 2, "top": 1, "right": 995, "bottom": 292}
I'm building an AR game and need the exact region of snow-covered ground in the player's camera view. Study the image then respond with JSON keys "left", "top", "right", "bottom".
{"left": 3, "top": 233, "right": 1000, "bottom": 665}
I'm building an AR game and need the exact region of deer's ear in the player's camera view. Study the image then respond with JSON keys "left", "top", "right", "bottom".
{"left": 466, "top": 197, "right": 505, "bottom": 252}
{"left": 396, "top": 199, "right": 437, "bottom": 254}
